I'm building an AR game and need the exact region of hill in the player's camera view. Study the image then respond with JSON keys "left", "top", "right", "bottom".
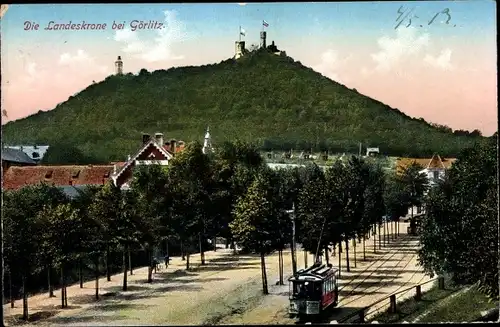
{"left": 2, "top": 48, "right": 482, "bottom": 163}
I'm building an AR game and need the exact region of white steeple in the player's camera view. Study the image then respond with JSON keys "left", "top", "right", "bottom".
{"left": 202, "top": 126, "right": 212, "bottom": 154}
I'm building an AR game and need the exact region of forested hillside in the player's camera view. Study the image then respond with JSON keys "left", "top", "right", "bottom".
{"left": 2, "top": 49, "right": 481, "bottom": 163}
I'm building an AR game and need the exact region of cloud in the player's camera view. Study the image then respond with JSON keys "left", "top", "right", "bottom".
{"left": 238, "top": 3, "right": 247, "bottom": 6}
{"left": 424, "top": 48, "right": 454, "bottom": 70}
{"left": 311, "top": 49, "right": 351, "bottom": 85}
{"left": 114, "top": 10, "right": 188, "bottom": 63}
{"left": 370, "top": 27, "right": 430, "bottom": 72}
{"left": 58, "top": 49, "right": 110, "bottom": 74}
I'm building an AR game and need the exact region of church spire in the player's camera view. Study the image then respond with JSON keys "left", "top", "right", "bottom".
{"left": 203, "top": 126, "right": 212, "bottom": 154}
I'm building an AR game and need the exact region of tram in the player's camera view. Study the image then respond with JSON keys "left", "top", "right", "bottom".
{"left": 288, "top": 262, "right": 339, "bottom": 319}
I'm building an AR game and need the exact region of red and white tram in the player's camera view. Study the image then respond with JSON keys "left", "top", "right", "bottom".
{"left": 288, "top": 263, "right": 339, "bottom": 318}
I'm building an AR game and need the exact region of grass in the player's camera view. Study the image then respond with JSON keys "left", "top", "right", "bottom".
{"left": 368, "top": 276, "right": 462, "bottom": 323}
{"left": 418, "top": 285, "right": 498, "bottom": 323}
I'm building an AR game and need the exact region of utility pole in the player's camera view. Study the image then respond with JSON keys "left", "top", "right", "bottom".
{"left": 287, "top": 203, "right": 297, "bottom": 274}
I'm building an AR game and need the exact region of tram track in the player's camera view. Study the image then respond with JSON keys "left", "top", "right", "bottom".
{"left": 337, "top": 234, "right": 414, "bottom": 295}
{"left": 297, "top": 233, "right": 420, "bottom": 324}
{"left": 337, "top": 236, "right": 418, "bottom": 308}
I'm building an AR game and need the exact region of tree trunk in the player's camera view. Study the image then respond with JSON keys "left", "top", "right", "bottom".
{"left": 260, "top": 252, "right": 269, "bottom": 295}
{"left": 181, "top": 241, "right": 185, "bottom": 260}
{"left": 186, "top": 249, "right": 190, "bottom": 270}
{"left": 378, "top": 224, "right": 382, "bottom": 249}
{"left": 304, "top": 249, "right": 308, "bottom": 268}
{"left": 95, "top": 255, "right": 99, "bottom": 301}
{"left": 10, "top": 271, "right": 14, "bottom": 308}
{"left": 199, "top": 234, "right": 205, "bottom": 265}
{"left": 22, "top": 275, "right": 28, "bottom": 320}
{"left": 345, "top": 238, "right": 350, "bottom": 272}
{"left": 390, "top": 221, "right": 394, "bottom": 241}
{"left": 64, "top": 284, "right": 68, "bottom": 308}
{"left": 106, "top": 245, "right": 111, "bottom": 281}
{"left": 332, "top": 244, "right": 336, "bottom": 257}
{"left": 123, "top": 246, "right": 128, "bottom": 291}
{"left": 147, "top": 248, "right": 153, "bottom": 283}
{"left": 278, "top": 249, "right": 284, "bottom": 285}
{"left": 128, "top": 248, "right": 133, "bottom": 275}
{"left": 338, "top": 241, "right": 342, "bottom": 278}
{"left": 373, "top": 227, "right": 376, "bottom": 254}
{"left": 48, "top": 266, "right": 54, "bottom": 297}
{"left": 225, "top": 238, "right": 229, "bottom": 249}
{"left": 231, "top": 239, "right": 237, "bottom": 255}
{"left": 324, "top": 246, "right": 329, "bottom": 265}
{"left": 383, "top": 222, "right": 387, "bottom": 246}
{"left": 60, "top": 266, "right": 65, "bottom": 308}
{"left": 363, "top": 236, "right": 366, "bottom": 260}
{"left": 353, "top": 238, "right": 357, "bottom": 268}
{"left": 79, "top": 258, "right": 84, "bottom": 288}
{"left": 213, "top": 237, "right": 217, "bottom": 252}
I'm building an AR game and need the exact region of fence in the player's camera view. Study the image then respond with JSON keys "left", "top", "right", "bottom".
{"left": 335, "top": 277, "right": 444, "bottom": 324}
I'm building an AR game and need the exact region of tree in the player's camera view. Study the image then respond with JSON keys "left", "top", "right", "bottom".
{"left": 361, "top": 164, "right": 386, "bottom": 259}
{"left": 168, "top": 142, "right": 213, "bottom": 269}
{"left": 398, "top": 161, "right": 429, "bottom": 234}
{"left": 418, "top": 140, "right": 498, "bottom": 300}
{"left": 2, "top": 184, "right": 67, "bottom": 320}
{"left": 38, "top": 203, "right": 85, "bottom": 308}
{"left": 88, "top": 183, "right": 122, "bottom": 284}
{"left": 230, "top": 173, "right": 282, "bottom": 294}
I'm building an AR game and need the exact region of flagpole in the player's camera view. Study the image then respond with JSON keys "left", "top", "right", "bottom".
{"left": 239, "top": 25, "right": 241, "bottom": 42}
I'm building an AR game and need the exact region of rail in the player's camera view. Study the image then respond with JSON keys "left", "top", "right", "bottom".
{"left": 336, "top": 277, "right": 442, "bottom": 323}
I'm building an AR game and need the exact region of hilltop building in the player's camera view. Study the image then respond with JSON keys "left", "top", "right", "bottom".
{"left": 115, "top": 55, "right": 123, "bottom": 75}
{"left": 234, "top": 29, "right": 286, "bottom": 59}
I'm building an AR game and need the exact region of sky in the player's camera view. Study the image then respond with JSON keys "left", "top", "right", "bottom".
{"left": 1, "top": 2, "right": 497, "bottom": 135}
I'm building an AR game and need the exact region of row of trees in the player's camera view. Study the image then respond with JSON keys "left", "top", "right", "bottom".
{"left": 3, "top": 141, "right": 430, "bottom": 320}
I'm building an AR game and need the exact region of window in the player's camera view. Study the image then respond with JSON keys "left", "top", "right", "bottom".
{"left": 32, "top": 152, "right": 40, "bottom": 158}
{"left": 45, "top": 170, "right": 53, "bottom": 179}
{"left": 433, "top": 170, "right": 439, "bottom": 181}
{"left": 72, "top": 170, "right": 80, "bottom": 178}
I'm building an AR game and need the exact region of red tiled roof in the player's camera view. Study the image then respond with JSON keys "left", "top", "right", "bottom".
{"left": 3, "top": 165, "right": 114, "bottom": 190}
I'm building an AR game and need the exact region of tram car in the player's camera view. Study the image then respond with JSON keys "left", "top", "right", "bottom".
{"left": 288, "top": 262, "right": 339, "bottom": 318}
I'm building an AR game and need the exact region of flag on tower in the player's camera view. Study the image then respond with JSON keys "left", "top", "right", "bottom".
{"left": 240, "top": 27, "right": 246, "bottom": 36}
{"left": 263, "top": 20, "right": 269, "bottom": 27}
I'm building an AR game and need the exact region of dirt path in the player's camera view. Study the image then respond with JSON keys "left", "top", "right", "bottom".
{"left": 4, "top": 222, "right": 418, "bottom": 326}
{"left": 220, "top": 222, "right": 431, "bottom": 325}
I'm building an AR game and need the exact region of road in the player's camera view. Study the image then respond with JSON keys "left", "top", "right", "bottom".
{"left": 3, "top": 222, "right": 428, "bottom": 326}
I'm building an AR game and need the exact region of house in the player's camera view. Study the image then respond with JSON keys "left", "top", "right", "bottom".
{"left": 5, "top": 145, "right": 50, "bottom": 163}
{"left": 2, "top": 146, "right": 37, "bottom": 172}
{"left": 396, "top": 154, "right": 456, "bottom": 186}
{"left": 396, "top": 154, "right": 457, "bottom": 216}
{"left": 2, "top": 164, "right": 115, "bottom": 190}
{"left": 366, "top": 147, "right": 380, "bottom": 157}
{"left": 111, "top": 132, "right": 186, "bottom": 189}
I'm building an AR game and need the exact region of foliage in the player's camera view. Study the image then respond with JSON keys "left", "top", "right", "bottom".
{"left": 418, "top": 139, "right": 498, "bottom": 300}
{"left": 2, "top": 51, "right": 482, "bottom": 164}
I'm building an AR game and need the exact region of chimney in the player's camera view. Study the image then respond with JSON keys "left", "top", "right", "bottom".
{"left": 69, "top": 180, "right": 73, "bottom": 186}
{"left": 154, "top": 133, "right": 164, "bottom": 146}
{"left": 170, "top": 139, "right": 177, "bottom": 153}
{"left": 142, "top": 133, "right": 151, "bottom": 144}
